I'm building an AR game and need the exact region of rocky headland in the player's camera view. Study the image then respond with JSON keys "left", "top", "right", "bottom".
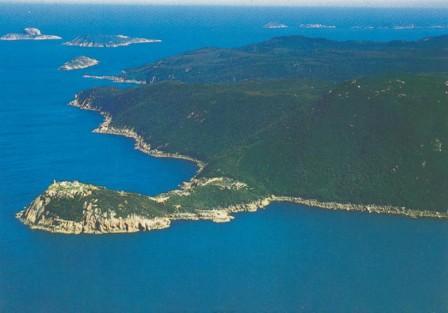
{"left": 17, "top": 179, "right": 270, "bottom": 234}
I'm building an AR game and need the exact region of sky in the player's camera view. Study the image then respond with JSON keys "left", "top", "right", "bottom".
{"left": 2, "top": 0, "right": 448, "bottom": 7}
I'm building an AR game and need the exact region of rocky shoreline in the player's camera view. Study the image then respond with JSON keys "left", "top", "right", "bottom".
{"left": 272, "top": 196, "right": 448, "bottom": 220}
{"left": 17, "top": 182, "right": 448, "bottom": 235}
{"left": 69, "top": 96, "right": 206, "bottom": 175}
{"left": 17, "top": 199, "right": 272, "bottom": 234}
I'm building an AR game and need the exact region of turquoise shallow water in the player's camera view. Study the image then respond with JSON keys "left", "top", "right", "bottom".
{"left": 0, "top": 4, "right": 447, "bottom": 313}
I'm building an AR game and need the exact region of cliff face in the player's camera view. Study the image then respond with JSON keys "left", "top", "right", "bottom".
{"left": 18, "top": 195, "right": 172, "bottom": 234}
{"left": 16, "top": 181, "right": 169, "bottom": 234}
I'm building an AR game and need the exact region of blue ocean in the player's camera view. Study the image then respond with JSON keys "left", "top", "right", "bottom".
{"left": 0, "top": 4, "right": 447, "bottom": 313}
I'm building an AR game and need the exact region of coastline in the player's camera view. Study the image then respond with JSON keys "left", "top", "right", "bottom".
{"left": 271, "top": 196, "right": 448, "bottom": 220}
{"left": 17, "top": 186, "right": 448, "bottom": 235}
{"left": 69, "top": 96, "right": 206, "bottom": 175}
{"left": 16, "top": 95, "right": 448, "bottom": 235}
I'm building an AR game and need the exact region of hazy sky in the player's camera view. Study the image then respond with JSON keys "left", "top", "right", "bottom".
{"left": 3, "top": 0, "right": 448, "bottom": 7}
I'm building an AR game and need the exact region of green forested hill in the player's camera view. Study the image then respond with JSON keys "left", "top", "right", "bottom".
{"left": 80, "top": 74, "right": 448, "bottom": 211}
{"left": 80, "top": 80, "right": 326, "bottom": 161}
{"left": 124, "top": 35, "right": 448, "bottom": 83}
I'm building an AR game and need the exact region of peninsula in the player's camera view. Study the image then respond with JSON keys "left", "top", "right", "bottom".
{"left": 18, "top": 35, "right": 448, "bottom": 234}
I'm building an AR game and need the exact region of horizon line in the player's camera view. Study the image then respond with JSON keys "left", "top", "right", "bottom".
{"left": 1, "top": 1, "right": 448, "bottom": 9}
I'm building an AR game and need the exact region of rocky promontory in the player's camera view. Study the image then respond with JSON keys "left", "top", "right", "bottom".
{"left": 17, "top": 182, "right": 172, "bottom": 234}
{"left": 17, "top": 180, "right": 270, "bottom": 234}
{"left": 17, "top": 178, "right": 448, "bottom": 235}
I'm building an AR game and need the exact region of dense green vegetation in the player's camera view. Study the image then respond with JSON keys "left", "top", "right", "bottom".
{"left": 212, "top": 75, "right": 448, "bottom": 209}
{"left": 124, "top": 35, "right": 448, "bottom": 83}
{"left": 81, "top": 80, "right": 326, "bottom": 161}
{"left": 42, "top": 178, "right": 264, "bottom": 221}
{"left": 80, "top": 74, "right": 448, "bottom": 212}
{"left": 45, "top": 195, "right": 86, "bottom": 221}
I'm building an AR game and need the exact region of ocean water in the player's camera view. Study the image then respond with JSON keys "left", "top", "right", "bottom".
{"left": 0, "top": 4, "right": 447, "bottom": 313}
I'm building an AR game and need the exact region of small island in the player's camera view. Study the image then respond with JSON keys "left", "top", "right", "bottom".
{"left": 0, "top": 27, "right": 62, "bottom": 41}
{"left": 63, "top": 34, "right": 161, "bottom": 48}
{"left": 59, "top": 56, "right": 99, "bottom": 71}
{"left": 263, "top": 22, "right": 288, "bottom": 29}
{"left": 18, "top": 35, "right": 448, "bottom": 234}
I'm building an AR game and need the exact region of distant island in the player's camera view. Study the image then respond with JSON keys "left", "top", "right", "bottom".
{"left": 263, "top": 22, "right": 288, "bottom": 29}
{"left": 0, "top": 27, "right": 62, "bottom": 41}
{"left": 18, "top": 35, "right": 448, "bottom": 234}
{"left": 299, "top": 24, "right": 336, "bottom": 29}
{"left": 63, "top": 34, "right": 161, "bottom": 48}
{"left": 59, "top": 56, "right": 99, "bottom": 71}
{"left": 352, "top": 24, "right": 448, "bottom": 30}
